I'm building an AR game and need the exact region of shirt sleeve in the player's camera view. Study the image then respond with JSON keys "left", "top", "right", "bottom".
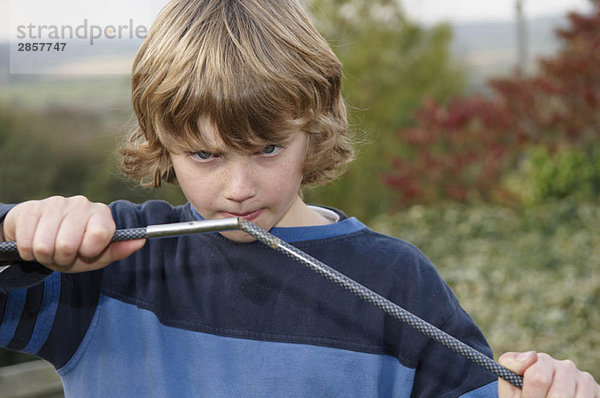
{"left": 0, "top": 199, "right": 181, "bottom": 369}
{"left": 0, "top": 203, "right": 102, "bottom": 369}
{"left": 381, "top": 238, "right": 498, "bottom": 397}
{"left": 411, "top": 303, "right": 498, "bottom": 397}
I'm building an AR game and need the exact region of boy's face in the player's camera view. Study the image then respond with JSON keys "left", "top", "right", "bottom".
{"left": 170, "top": 120, "right": 308, "bottom": 242}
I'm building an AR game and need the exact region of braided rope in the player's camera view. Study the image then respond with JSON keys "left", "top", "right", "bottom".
{"left": 0, "top": 241, "right": 17, "bottom": 255}
{"left": 112, "top": 227, "right": 147, "bottom": 241}
{"left": 238, "top": 219, "right": 523, "bottom": 388}
{"left": 0, "top": 228, "right": 147, "bottom": 256}
{"left": 0, "top": 217, "right": 523, "bottom": 387}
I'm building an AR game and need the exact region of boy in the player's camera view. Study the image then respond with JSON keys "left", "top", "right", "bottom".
{"left": 1, "top": 0, "right": 597, "bottom": 396}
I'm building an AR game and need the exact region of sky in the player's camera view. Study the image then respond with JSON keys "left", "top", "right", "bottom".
{"left": 1, "top": 0, "right": 167, "bottom": 40}
{"left": 0, "top": 0, "right": 594, "bottom": 40}
{"left": 403, "top": 0, "right": 592, "bottom": 24}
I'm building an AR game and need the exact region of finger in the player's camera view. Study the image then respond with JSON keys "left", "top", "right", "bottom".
{"left": 574, "top": 371, "right": 597, "bottom": 398}
{"left": 78, "top": 204, "right": 115, "bottom": 259}
{"left": 103, "top": 239, "right": 146, "bottom": 264}
{"left": 2, "top": 207, "right": 18, "bottom": 241}
{"left": 498, "top": 351, "right": 538, "bottom": 397}
{"left": 31, "top": 209, "right": 65, "bottom": 265}
{"left": 498, "top": 381, "right": 520, "bottom": 398}
{"left": 53, "top": 209, "right": 89, "bottom": 266}
{"left": 68, "top": 239, "right": 146, "bottom": 273}
{"left": 5, "top": 202, "right": 42, "bottom": 261}
{"left": 521, "top": 353, "right": 554, "bottom": 398}
{"left": 543, "top": 357, "right": 578, "bottom": 397}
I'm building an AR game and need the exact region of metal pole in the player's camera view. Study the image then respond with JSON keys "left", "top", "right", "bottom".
{"left": 0, "top": 218, "right": 240, "bottom": 261}
{"left": 516, "top": 0, "right": 528, "bottom": 76}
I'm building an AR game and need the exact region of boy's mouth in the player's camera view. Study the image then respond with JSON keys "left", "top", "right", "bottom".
{"left": 220, "top": 209, "right": 263, "bottom": 222}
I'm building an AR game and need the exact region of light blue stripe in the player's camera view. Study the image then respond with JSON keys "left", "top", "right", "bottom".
{"left": 270, "top": 217, "right": 365, "bottom": 242}
{"left": 59, "top": 296, "right": 415, "bottom": 397}
{"left": 0, "top": 288, "right": 27, "bottom": 346}
{"left": 190, "top": 204, "right": 366, "bottom": 243}
{"left": 23, "top": 272, "right": 61, "bottom": 354}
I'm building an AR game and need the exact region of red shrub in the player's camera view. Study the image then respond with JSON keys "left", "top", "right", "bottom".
{"left": 384, "top": 0, "right": 600, "bottom": 207}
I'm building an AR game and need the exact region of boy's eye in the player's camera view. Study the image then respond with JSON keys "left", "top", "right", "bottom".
{"left": 261, "top": 145, "right": 281, "bottom": 156}
{"left": 191, "top": 151, "right": 215, "bottom": 161}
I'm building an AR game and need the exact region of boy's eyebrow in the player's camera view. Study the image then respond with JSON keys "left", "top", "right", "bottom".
{"left": 187, "top": 142, "right": 223, "bottom": 153}
{"left": 190, "top": 132, "right": 295, "bottom": 152}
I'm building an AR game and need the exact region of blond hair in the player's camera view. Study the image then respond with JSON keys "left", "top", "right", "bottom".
{"left": 121, "top": 0, "right": 354, "bottom": 187}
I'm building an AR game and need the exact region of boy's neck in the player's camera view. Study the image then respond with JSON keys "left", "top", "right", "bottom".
{"left": 276, "top": 196, "right": 333, "bottom": 228}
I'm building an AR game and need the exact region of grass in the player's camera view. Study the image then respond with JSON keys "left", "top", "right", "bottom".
{"left": 372, "top": 200, "right": 600, "bottom": 378}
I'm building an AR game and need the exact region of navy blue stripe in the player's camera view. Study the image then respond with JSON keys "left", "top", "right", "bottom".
{"left": 37, "top": 271, "right": 103, "bottom": 368}
{"left": 23, "top": 272, "right": 61, "bottom": 354}
{"left": 0, "top": 288, "right": 27, "bottom": 346}
{"left": 460, "top": 381, "right": 498, "bottom": 397}
{"left": 0, "top": 262, "right": 53, "bottom": 290}
{"left": 0, "top": 292, "right": 5, "bottom": 319}
{"left": 6, "top": 284, "right": 44, "bottom": 350}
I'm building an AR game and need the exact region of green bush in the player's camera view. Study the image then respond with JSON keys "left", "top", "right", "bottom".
{"left": 0, "top": 104, "right": 186, "bottom": 205}
{"left": 372, "top": 201, "right": 600, "bottom": 378}
{"left": 523, "top": 146, "right": 600, "bottom": 204}
{"left": 503, "top": 145, "right": 600, "bottom": 206}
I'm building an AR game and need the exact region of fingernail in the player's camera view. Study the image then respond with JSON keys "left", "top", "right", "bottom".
{"left": 516, "top": 351, "right": 535, "bottom": 362}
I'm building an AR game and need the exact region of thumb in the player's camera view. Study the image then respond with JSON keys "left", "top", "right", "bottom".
{"left": 106, "top": 239, "right": 147, "bottom": 262}
{"left": 1, "top": 214, "right": 14, "bottom": 241}
{"left": 498, "top": 351, "right": 538, "bottom": 398}
{"left": 67, "top": 239, "right": 146, "bottom": 273}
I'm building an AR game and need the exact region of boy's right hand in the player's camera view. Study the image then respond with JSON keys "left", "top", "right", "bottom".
{"left": 2, "top": 196, "right": 145, "bottom": 273}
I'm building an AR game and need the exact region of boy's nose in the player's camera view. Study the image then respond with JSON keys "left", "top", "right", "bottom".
{"left": 223, "top": 160, "right": 257, "bottom": 203}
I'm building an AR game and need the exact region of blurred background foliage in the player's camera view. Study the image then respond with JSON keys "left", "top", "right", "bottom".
{"left": 0, "top": 104, "right": 186, "bottom": 205}
{"left": 0, "top": 0, "right": 598, "bottom": 379}
{"left": 383, "top": 1, "right": 600, "bottom": 208}
{"left": 305, "top": 0, "right": 466, "bottom": 219}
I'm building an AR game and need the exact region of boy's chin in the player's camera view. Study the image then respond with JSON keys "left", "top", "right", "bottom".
{"left": 219, "top": 230, "right": 257, "bottom": 243}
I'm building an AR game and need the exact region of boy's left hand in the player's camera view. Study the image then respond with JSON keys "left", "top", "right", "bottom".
{"left": 498, "top": 351, "right": 600, "bottom": 397}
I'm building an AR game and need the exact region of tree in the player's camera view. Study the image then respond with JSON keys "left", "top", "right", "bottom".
{"left": 304, "top": 0, "right": 466, "bottom": 220}
{"left": 0, "top": 104, "right": 185, "bottom": 205}
{"left": 384, "top": 0, "right": 600, "bottom": 207}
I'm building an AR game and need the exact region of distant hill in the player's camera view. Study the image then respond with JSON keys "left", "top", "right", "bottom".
{"left": 0, "top": 14, "right": 573, "bottom": 108}
{"left": 452, "top": 16, "right": 567, "bottom": 91}
{"left": 0, "top": 42, "right": 9, "bottom": 79}
{"left": 0, "top": 41, "right": 134, "bottom": 110}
